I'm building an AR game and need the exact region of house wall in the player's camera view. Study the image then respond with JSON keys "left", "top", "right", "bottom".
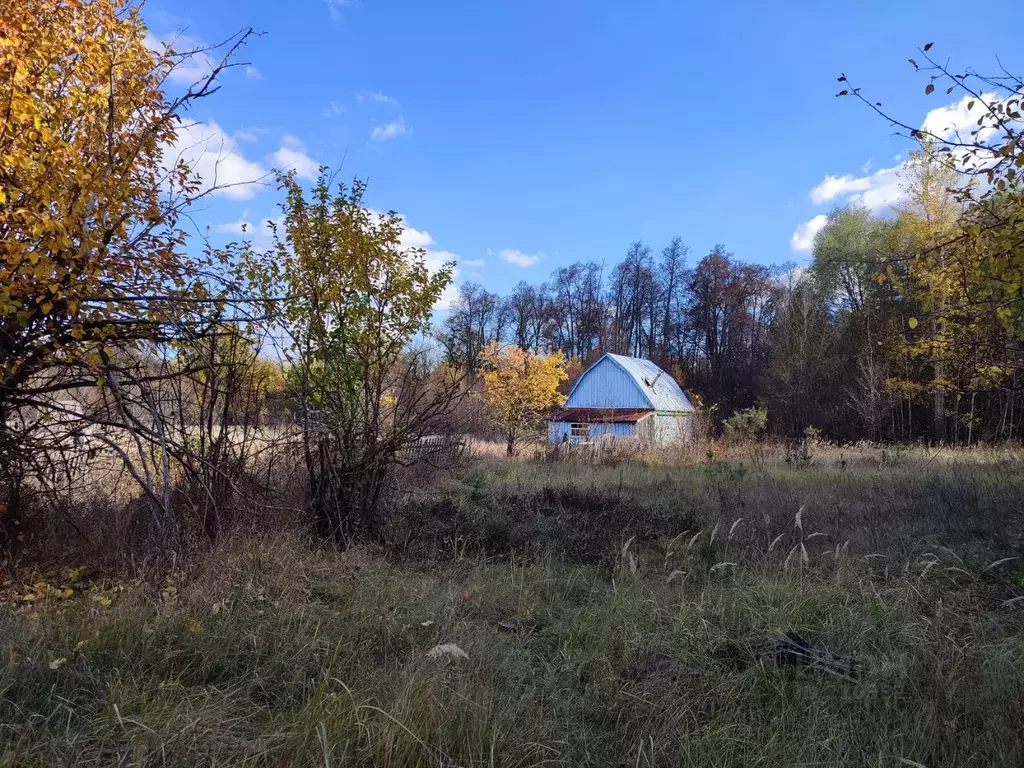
{"left": 548, "top": 420, "right": 636, "bottom": 444}
{"left": 650, "top": 412, "right": 692, "bottom": 444}
{"left": 566, "top": 357, "right": 649, "bottom": 409}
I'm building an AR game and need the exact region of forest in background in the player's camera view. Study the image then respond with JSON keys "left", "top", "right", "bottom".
{"left": 439, "top": 145, "right": 1024, "bottom": 445}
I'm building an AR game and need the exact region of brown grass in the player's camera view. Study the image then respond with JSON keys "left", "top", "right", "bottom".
{"left": 2, "top": 442, "right": 1023, "bottom": 765}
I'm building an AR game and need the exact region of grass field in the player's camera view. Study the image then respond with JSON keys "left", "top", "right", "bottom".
{"left": 3, "top": 446, "right": 1024, "bottom": 766}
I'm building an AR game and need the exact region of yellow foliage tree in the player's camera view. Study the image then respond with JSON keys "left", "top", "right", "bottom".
{"left": 3, "top": 0, "right": 191, "bottom": 374}
{"left": 248, "top": 172, "right": 456, "bottom": 540}
{"left": 0, "top": 0, "right": 251, "bottom": 548}
{"left": 480, "top": 344, "right": 567, "bottom": 456}
{"left": 891, "top": 146, "right": 1006, "bottom": 441}
{"left": 559, "top": 356, "right": 585, "bottom": 396}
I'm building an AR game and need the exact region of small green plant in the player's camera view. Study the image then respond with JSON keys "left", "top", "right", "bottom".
{"left": 722, "top": 406, "right": 769, "bottom": 442}
{"left": 464, "top": 470, "right": 487, "bottom": 502}
{"left": 785, "top": 425, "right": 821, "bottom": 469}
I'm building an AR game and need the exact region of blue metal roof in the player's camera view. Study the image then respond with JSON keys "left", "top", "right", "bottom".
{"left": 566, "top": 353, "right": 694, "bottom": 413}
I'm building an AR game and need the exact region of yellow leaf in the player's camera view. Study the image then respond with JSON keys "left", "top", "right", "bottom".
{"left": 908, "top": 317, "right": 918, "bottom": 329}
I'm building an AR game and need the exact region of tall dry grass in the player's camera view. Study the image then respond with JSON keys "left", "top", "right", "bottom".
{"left": 3, "top": 442, "right": 1024, "bottom": 765}
{"left": 3, "top": 524, "right": 1024, "bottom": 766}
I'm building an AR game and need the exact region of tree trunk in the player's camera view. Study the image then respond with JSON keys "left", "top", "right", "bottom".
{"left": 0, "top": 473, "right": 24, "bottom": 558}
{"left": 933, "top": 384, "right": 946, "bottom": 443}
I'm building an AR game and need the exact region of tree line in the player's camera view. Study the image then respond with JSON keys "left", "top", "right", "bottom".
{"left": 440, "top": 148, "right": 1024, "bottom": 445}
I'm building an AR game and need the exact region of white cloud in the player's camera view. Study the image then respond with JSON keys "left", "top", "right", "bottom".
{"left": 145, "top": 32, "right": 216, "bottom": 87}
{"left": 810, "top": 174, "right": 872, "bottom": 205}
{"left": 460, "top": 258, "right": 485, "bottom": 268}
{"left": 921, "top": 92, "right": 1000, "bottom": 142}
{"left": 784, "top": 265, "right": 812, "bottom": 286}
{"left": 365, "top": 210, "right": 460, "bottom": 309}
{"left": 498, "top": 249, "right": 542, "bottom": 268}
{"left": 807, "top": 93, "right": 1012, "bottom": 215}
{"left": 324, "top": 0, "right": 350, "bottom": 21}
{"left": 216, "top": 214, "right": 282, "bottom": 247}
{"left": 406, "top": 236, "right": 459, "bottom": 310}
{"left": 216, "top": 219, "right": 252, "bottom": 235}
{"left": 371, "top": 117, "right": 409, "bottom": 142}
{"left": 166, "top": 120, "right": 268, "bottom": 199}
{"left": 218, "top": 202, "right": 458, "bottom": 309}
{"left": 358, "top": 90, "right": 399, "bottom": 106}
{"left": 322, "top": 101, "right": 344, "bottom": 119}
{"left": 421, "top": 249, "right": 461, "bottom": 309}
{"left": 245, "top": 65, "right": 262, "bottom": 80}
{"left": 268, "top": 135, "right": 318, "bottom": 180}
{"left": 809, "top": 164, "right": 903, "bottom": 210}
{"left": 398, "top": 223, "right": 434, "bottom": 250}
{"left": 790, "top": 214, "right": 829, "bottom": 253}
{"left": 795, "top": 92, "right": 1019, "bottom": 255}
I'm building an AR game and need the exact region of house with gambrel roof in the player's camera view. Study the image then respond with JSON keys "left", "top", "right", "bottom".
{"left": 546, "top": 353, "right": 694, "bottom": 445}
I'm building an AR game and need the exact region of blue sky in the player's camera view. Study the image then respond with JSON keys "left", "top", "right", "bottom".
{"left": 148, "top": 0, "right": 1024, "bottom": 305}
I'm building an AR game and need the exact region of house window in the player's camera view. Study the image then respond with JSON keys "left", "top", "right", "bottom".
{"left": 570, "top": 423, "right": 590, "bottom": 439}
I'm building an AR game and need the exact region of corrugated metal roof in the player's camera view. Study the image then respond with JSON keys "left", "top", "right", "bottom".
{"left": 602, "top": 354, "right": 694, "bottom": 412}
{"left": 546, "top": 407, "right": 654, "bottom": 424}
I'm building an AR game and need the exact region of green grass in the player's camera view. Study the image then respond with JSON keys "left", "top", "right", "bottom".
{"left": 3, "top": 454, "right": 1024, "bottom": 766}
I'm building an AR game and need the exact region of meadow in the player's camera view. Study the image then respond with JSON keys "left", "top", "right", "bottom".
{"left": 2, "top": 443, "right": 1024, "bottom": 767}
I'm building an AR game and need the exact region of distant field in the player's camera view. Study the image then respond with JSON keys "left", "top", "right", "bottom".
{"left": 3, "top": 446, "right": 1024, "bottom": 766}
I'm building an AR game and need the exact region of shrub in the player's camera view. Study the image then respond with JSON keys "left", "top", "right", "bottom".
{"left": 723, "top": 406, "right": 769, "bottom": 442}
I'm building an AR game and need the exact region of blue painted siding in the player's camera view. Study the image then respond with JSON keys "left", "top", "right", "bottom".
{"left": 548, "top": 421, "right": 636, "bottom": 444}
{"left": 549, "top": 355, "right": 695, "bottom": 446}
{"left": 565, "top": 357, "right": 649, "bottom": 409}
{"left": 548, "top": 413, "right": 691, "bottom": 446}
{"left": 604, "top": 354, "right": 694, "bottom": 412}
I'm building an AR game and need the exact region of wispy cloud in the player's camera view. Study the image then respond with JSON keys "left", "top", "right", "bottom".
{"left": 324, "top": 0, "right": 350, "bottom": 21}
{"left": 460, "top": 258, "right": 485, "bottom": 268}
{"left": 145, "top": 32, "right": 216, "bottom": 87}
{"left": 371, "top": 116, "right": 409, "bottom": 142}
{"left": 233, "top": 129, "right": 258, "bottom": 143}
{"left": 216, "top": 219, "right": 253, "bottom": 235}
{"left": 147, "top": 31, "right": 261, "bottom": 85}
{"left": 498, "top": 249, "right": 542, "bottom": 268}
{"left": 322, "top": 101, "right": 345, "bottom": 119}
{"left": 358, "top": 90, "right": 399, "bottom": 106}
